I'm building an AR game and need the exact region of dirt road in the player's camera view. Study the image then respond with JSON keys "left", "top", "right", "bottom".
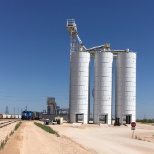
{"left": 0, "top": 121, "right": 94, "bottom": 154}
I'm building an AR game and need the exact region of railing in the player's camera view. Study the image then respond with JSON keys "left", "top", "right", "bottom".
{"left": 67, "top": 19, "right": 75, "bottom": 26}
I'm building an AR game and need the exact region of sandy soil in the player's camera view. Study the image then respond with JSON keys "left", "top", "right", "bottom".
{"left": 0, "top": 121, "right": 7, "bottom": 124}
{"left": 135, "top": 123, "right": 154, "bottom": 143}
{"left": 0, "top": 121, "right": 23, "bottom": 154}
{"left": 0, "top": 121, "right": 154, "bottom": 154}
{"left": 49, "top": 122, "right": 154, "bottom": 154}
{"left": 0, "top": 121, "right": 94, "bottom": 154}
{"left": 0, "top": 121, "right": 17, "bottom": 141}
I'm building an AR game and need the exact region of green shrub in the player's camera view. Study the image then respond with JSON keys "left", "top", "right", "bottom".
{"left": 14, "top": 122, "right": 22, "bottom": 131}
{"left": 34, "top": 122, "right": 60, "bottom": 137}
{"left": 0, "top": 136, "right": 8, "bottom": 150}
{"left": 99, "top": 118, "right": 105, "bottom": 121}
{"left": 9, "top": 131, "right": 14, "bottom": 136}
{"left": 0, "top": 141, "right": 4, "bottom": 150}
{"left": 136, "top": 119, "right": 154, "bottom": 124}
{"left": 5, "top": 136, "right": 8, "bottom": 143}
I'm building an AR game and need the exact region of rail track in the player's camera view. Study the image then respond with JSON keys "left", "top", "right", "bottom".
{"left": 0, "top": 120, "right": 17, "bottom": 128}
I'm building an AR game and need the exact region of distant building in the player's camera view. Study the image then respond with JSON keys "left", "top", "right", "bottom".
{"left": 47, "top": 97, "right": 57, "bottom": 114}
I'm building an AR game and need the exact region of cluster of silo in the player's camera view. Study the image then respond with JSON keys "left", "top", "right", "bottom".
{"left": 69, "top": 51, "right": 136, "bottom": 125}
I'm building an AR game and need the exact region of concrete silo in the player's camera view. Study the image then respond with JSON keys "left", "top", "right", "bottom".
{"left": 94, "top": 52, "right": 113, "bottom": 124}
{"left": 66, "top": 19, "right": 137, "bottom": 126}
{"left": 115, "top": 52, "right": 136, "bottom": 124}
{"left": 69, "top": 52, "right": 90, "bottom": 124}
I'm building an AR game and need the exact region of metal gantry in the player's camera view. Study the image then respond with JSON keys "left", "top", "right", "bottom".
{"left": 66, "top": 19, "right": 131, "bottom": 58}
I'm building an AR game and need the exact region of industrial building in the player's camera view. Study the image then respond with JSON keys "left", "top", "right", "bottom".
{"left": 67, "top": 19, "right": 136, "bottom": 125}
{"left": 42, "top": 97, "right": 69, "bottom": 121}
{"left": 47, "top": 97, "right": 58, "bottom": 114}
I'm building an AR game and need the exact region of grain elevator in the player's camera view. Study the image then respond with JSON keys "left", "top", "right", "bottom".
{"left": 67, "top": 19, "right": 136, "bottom": 125}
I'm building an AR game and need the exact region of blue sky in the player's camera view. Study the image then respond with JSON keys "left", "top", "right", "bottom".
{"left": 0, "top": 0, "right": 154, "bottom": 118}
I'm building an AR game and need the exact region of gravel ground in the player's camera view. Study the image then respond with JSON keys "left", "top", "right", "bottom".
{"left": 0, "top": 121, "right": 17, "bottom": 141}
{"left": 0, "top": 121, "right": 7, "bottom": 124}
{"left": 49, "top": 122, "right": 154, "bottom": 154}
{"left": 0, "top": 121, "right": 95, "bottom": 154}
{"left": 0, "top": 121, "right": 154, "bottom": 154}
{"left": 20, "top": 121, "right": 94, "bottom": 154}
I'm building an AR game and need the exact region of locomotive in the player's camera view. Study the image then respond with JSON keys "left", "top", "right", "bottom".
{"left": 21, "top": 111, "right": 40, "bottom": 120}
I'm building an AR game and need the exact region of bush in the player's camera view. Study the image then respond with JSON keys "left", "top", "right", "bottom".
{"left": 14, "top": 122, "right": 22, "bottom": 131}
{"left": 99, "top": 118, "right": 105, "bottom": 121}
{"left": 0, "top": 140, "right": 5, "bottom": 150}
{"left": 9, "top": 131, "right": 14, "bottom": 136}
{"left": 136, "top": 119, "right": 154, "bottom": 124}
{"left": 0, "top": 135, "right": 8, "bottom": 150}
{"left": 34, "top": 122, "right": 60, "bottom": 137}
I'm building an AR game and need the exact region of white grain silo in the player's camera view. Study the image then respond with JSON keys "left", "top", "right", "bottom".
{"left": 69, "top": 52, "right": 90, "bottom": 124}
{"left": 115, "top": 52, "right": 136, "bottom": 124}
{"left": 93, "top": 52, "right": 113, "bottom": 124}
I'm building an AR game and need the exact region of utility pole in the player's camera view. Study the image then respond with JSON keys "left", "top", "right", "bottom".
{"left": 5, "top": 106, "right": 9, "bottom": 114}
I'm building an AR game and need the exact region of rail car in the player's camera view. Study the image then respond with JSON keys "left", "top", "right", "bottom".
{"left": 0, "top": 114, "right": 21, "bottom": 119}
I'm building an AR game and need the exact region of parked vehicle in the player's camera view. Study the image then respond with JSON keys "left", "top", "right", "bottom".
{"left": 44, "top": 119, "right": 50, "bottom": 125}
{"left": 52, "top": 120, "right": 57, "bottom": 125}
